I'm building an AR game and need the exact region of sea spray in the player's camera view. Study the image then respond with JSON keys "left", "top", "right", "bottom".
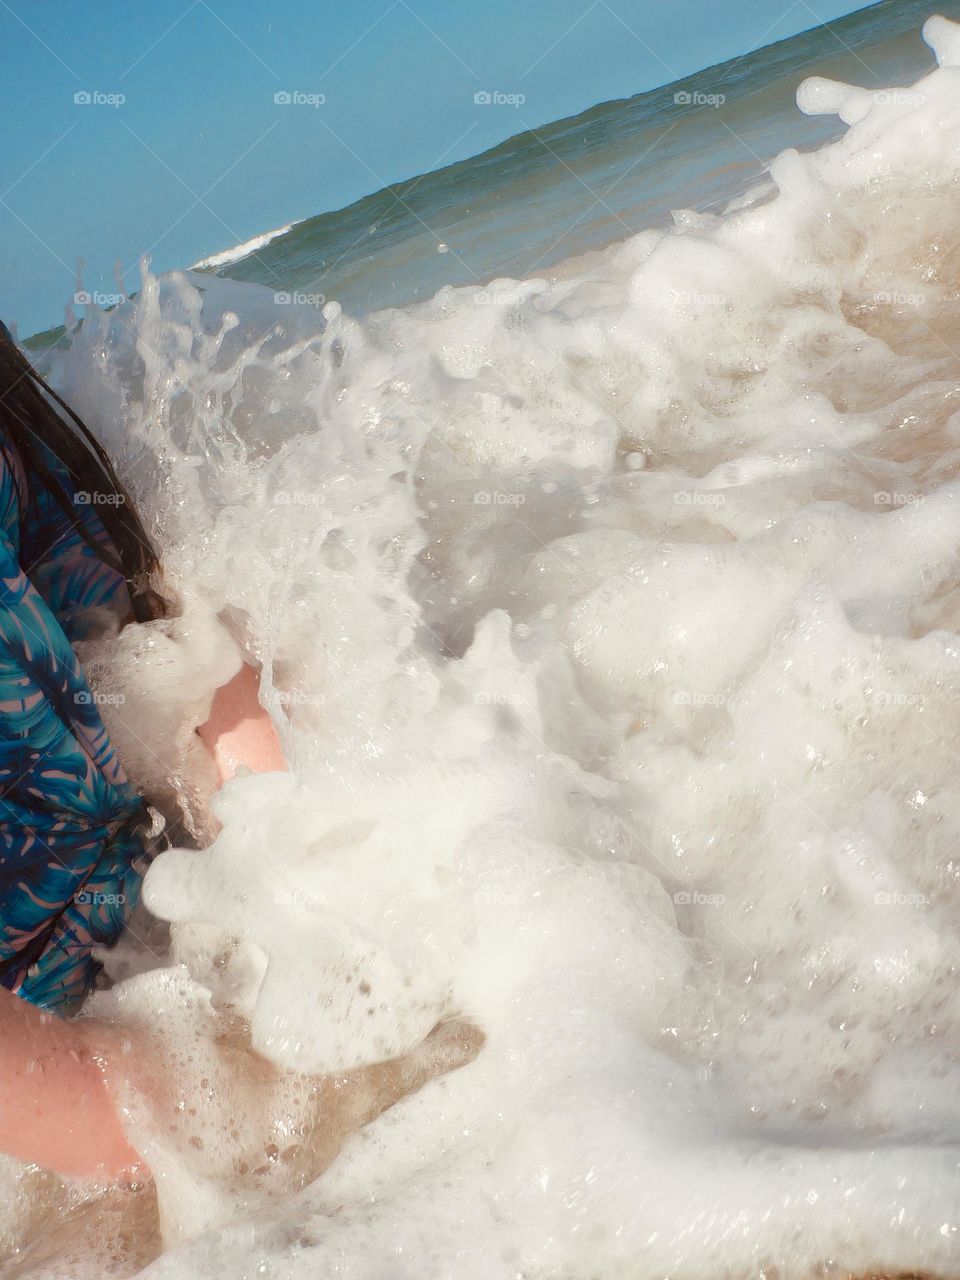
{"left": 6, "top": 16, "right": 960, "bottom": 1279}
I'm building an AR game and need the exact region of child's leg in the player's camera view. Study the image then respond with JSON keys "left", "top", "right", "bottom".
{"left": 0, "top": 985, "right": 141, "bottom": 1179}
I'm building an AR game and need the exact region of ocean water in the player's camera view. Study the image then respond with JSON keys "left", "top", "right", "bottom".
{"left": 8, "top": 4, "right": 960, "bottom": 1279}
{"left": 190, "top": 0, "right": 960, "bottom": 316}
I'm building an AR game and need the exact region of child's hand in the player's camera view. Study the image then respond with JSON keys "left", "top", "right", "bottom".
{"left": 197, "top": 664, "right": 286, "bottom": 784}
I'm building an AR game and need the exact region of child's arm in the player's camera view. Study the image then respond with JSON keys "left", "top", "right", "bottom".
{"left": 0, "top": 986, "right": 141, "bottom": 1179}
{"left": 197, "top": 664, "right": 286, "bottom": 784}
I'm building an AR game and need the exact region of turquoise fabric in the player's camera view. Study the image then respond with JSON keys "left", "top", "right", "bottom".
{"left": 0, "top": 433, "right": 150, "bottom": 1011}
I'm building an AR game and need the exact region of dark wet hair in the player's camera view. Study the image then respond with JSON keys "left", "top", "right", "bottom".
{"left": 0, "top": 322, "right": 166, "bottom": 622}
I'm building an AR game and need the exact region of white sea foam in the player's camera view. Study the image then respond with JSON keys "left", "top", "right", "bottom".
{"left": 189, "top": 220, "right": 303, "bottom": 271}
{"left": 5, "top": 16, "right": 960, "bottom": 1279}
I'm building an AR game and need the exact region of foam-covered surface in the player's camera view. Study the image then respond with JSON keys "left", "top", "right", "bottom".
{"left": 7, "top": 18, "right": 960, "bottom": 1278}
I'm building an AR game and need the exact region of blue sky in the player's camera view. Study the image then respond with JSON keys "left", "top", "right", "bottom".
{"left": 1, "top": 0, "right": 871, "bottom": 336}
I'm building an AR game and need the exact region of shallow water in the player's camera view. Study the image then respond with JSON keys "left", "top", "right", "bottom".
{"left": 8, "top": 10, "right": 960, "bottom": 1280}
{"left": 193, "top": 0, "right": 960, "bottom": 317}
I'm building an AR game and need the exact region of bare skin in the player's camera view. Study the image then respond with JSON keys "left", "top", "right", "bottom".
{"left": 0, "top": 1018, "right": 484, "bottom": 1279}
{"left": 0, "top": 665, "right": 482, "bottom": 1182}
{"left": 0, "top": 986, "right": 142, "bottom": 1179}
{"left": 0, "top": 981, "right": 483, "bottom": 1183}
{"left": 0, "top": 664, "right": 282, "bottom": 1179}
{"left": 111, "top": 1013, "right": 485, "bottom": 1195}
{"left": 196, "top": 663, "right": 286, "bottom": 784}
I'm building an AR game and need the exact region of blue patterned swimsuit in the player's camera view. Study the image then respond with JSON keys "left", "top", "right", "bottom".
{"left": 0, "top": 432, "right": 151, "bottom": 1012}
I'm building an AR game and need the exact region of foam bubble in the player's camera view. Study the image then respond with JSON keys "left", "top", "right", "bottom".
{"left": 13, "top": 19, "right": 960, "bottom": 1277}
